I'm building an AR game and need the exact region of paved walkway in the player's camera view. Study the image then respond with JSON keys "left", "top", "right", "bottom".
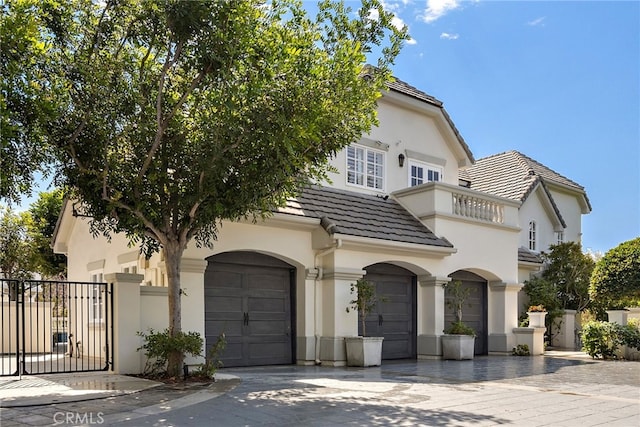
{"left": 1, "top": 352, "right": 638, "bottom": 426}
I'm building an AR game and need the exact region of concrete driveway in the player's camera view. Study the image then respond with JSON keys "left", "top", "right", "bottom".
{"left": 120, "top": 352, "right": 639, "bottom": 427}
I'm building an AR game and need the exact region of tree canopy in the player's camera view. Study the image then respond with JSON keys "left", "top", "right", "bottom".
{"left": 0, "top": 0, "right": 60, "bottom": 203}
{"left": 524, "top": 242, "right": 595, "bottom": 329}
{"left": 590, "top": 237, "right": 640, "bottom": 312}
{"left": 3, "top": 0, "right": 408, "bottom": 375}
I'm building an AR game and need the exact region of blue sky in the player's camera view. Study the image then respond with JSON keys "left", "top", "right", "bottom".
{"left": 360, "top": 0, "right": 639, "bottom": 253}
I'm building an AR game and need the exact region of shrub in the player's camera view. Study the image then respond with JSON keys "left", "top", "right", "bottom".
{"left": 197, "top": 332, "right": 227, "bottom": 379}
{"left": 581, "top": 321, "right": 620, "bottom": 359}
{"left": 512, "top": 344, "right": 530, "bottom": 356}
{"left": 619, "top": 319, "right": 640, "bottom": 351}
{"left": 590, "top": 237, "right": 640, "bottom": 318}
{"left": 137, "top": 329, "right": 203, "bottom": 377}
{"left": 444, "top": 320, "right": 475, "bottom": 336}
{"left": 580, "top": 320, "right": 640, "bottom": 359}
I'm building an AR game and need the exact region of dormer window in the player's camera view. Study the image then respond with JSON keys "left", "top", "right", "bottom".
{"left": 529, "top": 221, "right": 537, "bottom": 251}
{"left": 409, "top": 160, "right": 442, "bottom": 187}
{"left": 347, "top": 144, "right": 385, "bottom": 190}
{"left": 556, "top": 231, "right": 564, "bottom": 244}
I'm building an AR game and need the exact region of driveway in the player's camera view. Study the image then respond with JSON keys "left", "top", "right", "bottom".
{"left": 120, "top": 352, "right": 639, "bottom": 426}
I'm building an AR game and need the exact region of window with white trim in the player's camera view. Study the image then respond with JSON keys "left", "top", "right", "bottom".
{"left": 528, "top": 221, "right": 537, "bottom": 251}
{"left": 346, "top": 144, "right": 384, "bottom": 190}
{"left": 408, "top": 160, "right": 442, "bottom": 187}
{"left": 556, "top": 231, "right": 564, "bottom": 244}
{"left": 90, "top": 273, "right": 104, "bottom": 323}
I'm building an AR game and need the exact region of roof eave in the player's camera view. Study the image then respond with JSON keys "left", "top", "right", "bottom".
{"left": 332, "top": 233, "right": 457, "bottom": 257}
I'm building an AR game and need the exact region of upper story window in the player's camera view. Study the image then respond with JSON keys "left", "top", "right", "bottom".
{"left": 347, "top": 144, "right": 384, "bottom": 190}
{"left": 556, "top": 231, "right": 564, "bottom": 244}
{"left": 409, "top": 160, "right": 442, "bottom": 187}
{"left": 528, "top": 221, "right": 537, "bottom": 251}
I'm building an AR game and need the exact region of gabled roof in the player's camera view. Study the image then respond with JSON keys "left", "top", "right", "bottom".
{"left": 386, "top": 76, "right": 475, "bottom": 164}
{"left": 279, "top": 185, "right": 453, "bottom": 248}
{"left": 461, "top": 150, "right": 591, "bottom": 213}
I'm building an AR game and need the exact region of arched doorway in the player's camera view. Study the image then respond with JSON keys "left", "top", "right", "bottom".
{"left": 446, "top": 270, "right": 488, "bottom": 355}
{"left": 204, "top": 252, "right": 295, "bottom": 367}
{"left": 363, "top": 263, "right": 417, "bottom": 360}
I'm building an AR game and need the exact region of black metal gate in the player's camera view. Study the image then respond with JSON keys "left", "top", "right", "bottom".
{"left": 1, "top": 279, "right": 113, "bottom": 376}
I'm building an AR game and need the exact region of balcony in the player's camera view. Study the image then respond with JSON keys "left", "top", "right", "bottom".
{"left": 393, "top": 182, "right": 520, "bottom": 232}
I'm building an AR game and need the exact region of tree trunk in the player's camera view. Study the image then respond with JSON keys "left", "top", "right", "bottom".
{"left": 164, "top": 240, "right": 184, "bottom": 377}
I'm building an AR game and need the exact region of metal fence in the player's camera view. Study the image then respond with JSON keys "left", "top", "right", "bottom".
{"left": 1, "top": 279, "right": 113, "bottom": 376}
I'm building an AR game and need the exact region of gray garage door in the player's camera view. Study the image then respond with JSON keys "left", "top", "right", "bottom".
{"left": 362, "top": 264, "right": 417, "bottom": 360}
{"left": 445, "top": 270, "right": 488, "bottom": 355}
{"left": 204, "top": 252, "right": 294, "bottom": 367}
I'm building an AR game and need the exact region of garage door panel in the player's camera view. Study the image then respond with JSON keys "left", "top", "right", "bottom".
{"left": 205, "top": 295, "right": 243, "bottom": 312}
{"left": 205, "top": 320, "right": 243, "bottom": 336}
{"left": 383, "top": 301, "right": 411, "bottom": 313}
{"left": 248, "top": 320, "right": 288, "bottom": 336}
{"left": 446, "top": 271, "right": 488, "bottom": 355}
{"left": 205, "top": 253, "right": 293, "bottom": 368}
{"left": 383, "top": 320, "right": 412, "bottom": 334}
{"left": 247, "top": 273, "right": 288, "bottom": 291}
{"left": 247, "top": 297, "right": 286, "bottom": 313}
{"left": 208, "top": 270, "right": 243, "bottom": 289}
{"left": 378, "top": 281, "right": 410, "bottom": 296}
{"left": 364, "top": 265, "right": 416, "bottom": 360}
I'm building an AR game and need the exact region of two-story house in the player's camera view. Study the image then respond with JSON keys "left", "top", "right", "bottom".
{"left": 52, "top": 77, "right": 589, "bottom": 371}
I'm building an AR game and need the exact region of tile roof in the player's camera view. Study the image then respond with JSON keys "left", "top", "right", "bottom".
{"left": 518, "top": 247, "right": 543, "bottom": 264}
{"left": 279, "top": 185, "right": 453, "bottom": 248}
{"left": 386, "top": 77, "right": 475, "bottom": 164}
{"left": 461, "top": 151, "right": 591, "bottom": 211}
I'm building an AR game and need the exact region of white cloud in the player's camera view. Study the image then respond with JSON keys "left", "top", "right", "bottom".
{"left": 527, "top": 16, "right": 546, "bottom": 27}
{"left": 391, "top": 15, "right": 406, "bottom": 31}
{"left": 440, "top": 32, "right": 459, "bottom": 40}
{"left": 406, "top": 37, "right": 418, "bottom": 45}
{"left": 421, "top": 0, "right": 461, "bottom": 23}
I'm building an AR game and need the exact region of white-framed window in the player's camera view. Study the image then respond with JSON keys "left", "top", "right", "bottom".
{"left": 90, "top": 272, "right": 104, "bottom": 323}
{"left": 556, "top": 231, "right": 564, "bottom": 244}
{"left": 122, "top": 265, "right": 137, "bottom": 274}
{"left": 346, "top": 144, "right": 385, "bottom": 190}
{"left": 408, "top": 160, "right": 442, "bottom": 187}
{"left": 528, "top": 221, "right": 537, "bottom": 251}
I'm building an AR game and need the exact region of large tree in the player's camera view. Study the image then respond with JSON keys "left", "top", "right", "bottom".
{"left": 28, "top": 189, "right": 67, "bottom": 279}
{"left": 0, "top": 206, "right": 33, "bottom": 300}
{"left": 590, "top": 237, "right": 640, "bottom": 316}
{"left": 12, "top": 0, "right": 407, "bottom": 375}
{"left": 0, "top": 0, "right": 60, "bottom": 203}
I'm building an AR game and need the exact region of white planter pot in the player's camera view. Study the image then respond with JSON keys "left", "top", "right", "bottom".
{"left": 441, "top": 334, "right": 475, "bottom": 360}
{"left": 527, "top": 312, "right": 547, "bottom": 328}
{"left": 345, "top": 336, "right": 384, "bottom": 367}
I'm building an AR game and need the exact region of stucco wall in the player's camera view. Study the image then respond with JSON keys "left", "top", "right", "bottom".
{"left": 326, "top": 98, "right": 462, "bottom": 195}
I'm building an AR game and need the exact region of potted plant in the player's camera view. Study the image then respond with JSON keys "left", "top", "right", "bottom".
{"left": 441, "top": 280, "right": 476, "bottom": 360}
{"left": 527, "top": 304, "right": 547, "bottom": 328}
{"left": 344, "top": 278, "right": 385, "bottom": 367}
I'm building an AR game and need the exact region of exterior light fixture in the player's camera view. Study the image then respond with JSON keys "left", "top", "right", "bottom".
{"left": 398, "top": 153, "right": 405, "bottom": 168}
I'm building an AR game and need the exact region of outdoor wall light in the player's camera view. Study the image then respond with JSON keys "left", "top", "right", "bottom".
{"left": 398, "top": 153, "right": 405, "bottom": 168}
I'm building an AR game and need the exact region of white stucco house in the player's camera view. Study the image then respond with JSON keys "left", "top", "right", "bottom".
{"left": 52, "top": 77, "right": 590, "bottom": 372}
